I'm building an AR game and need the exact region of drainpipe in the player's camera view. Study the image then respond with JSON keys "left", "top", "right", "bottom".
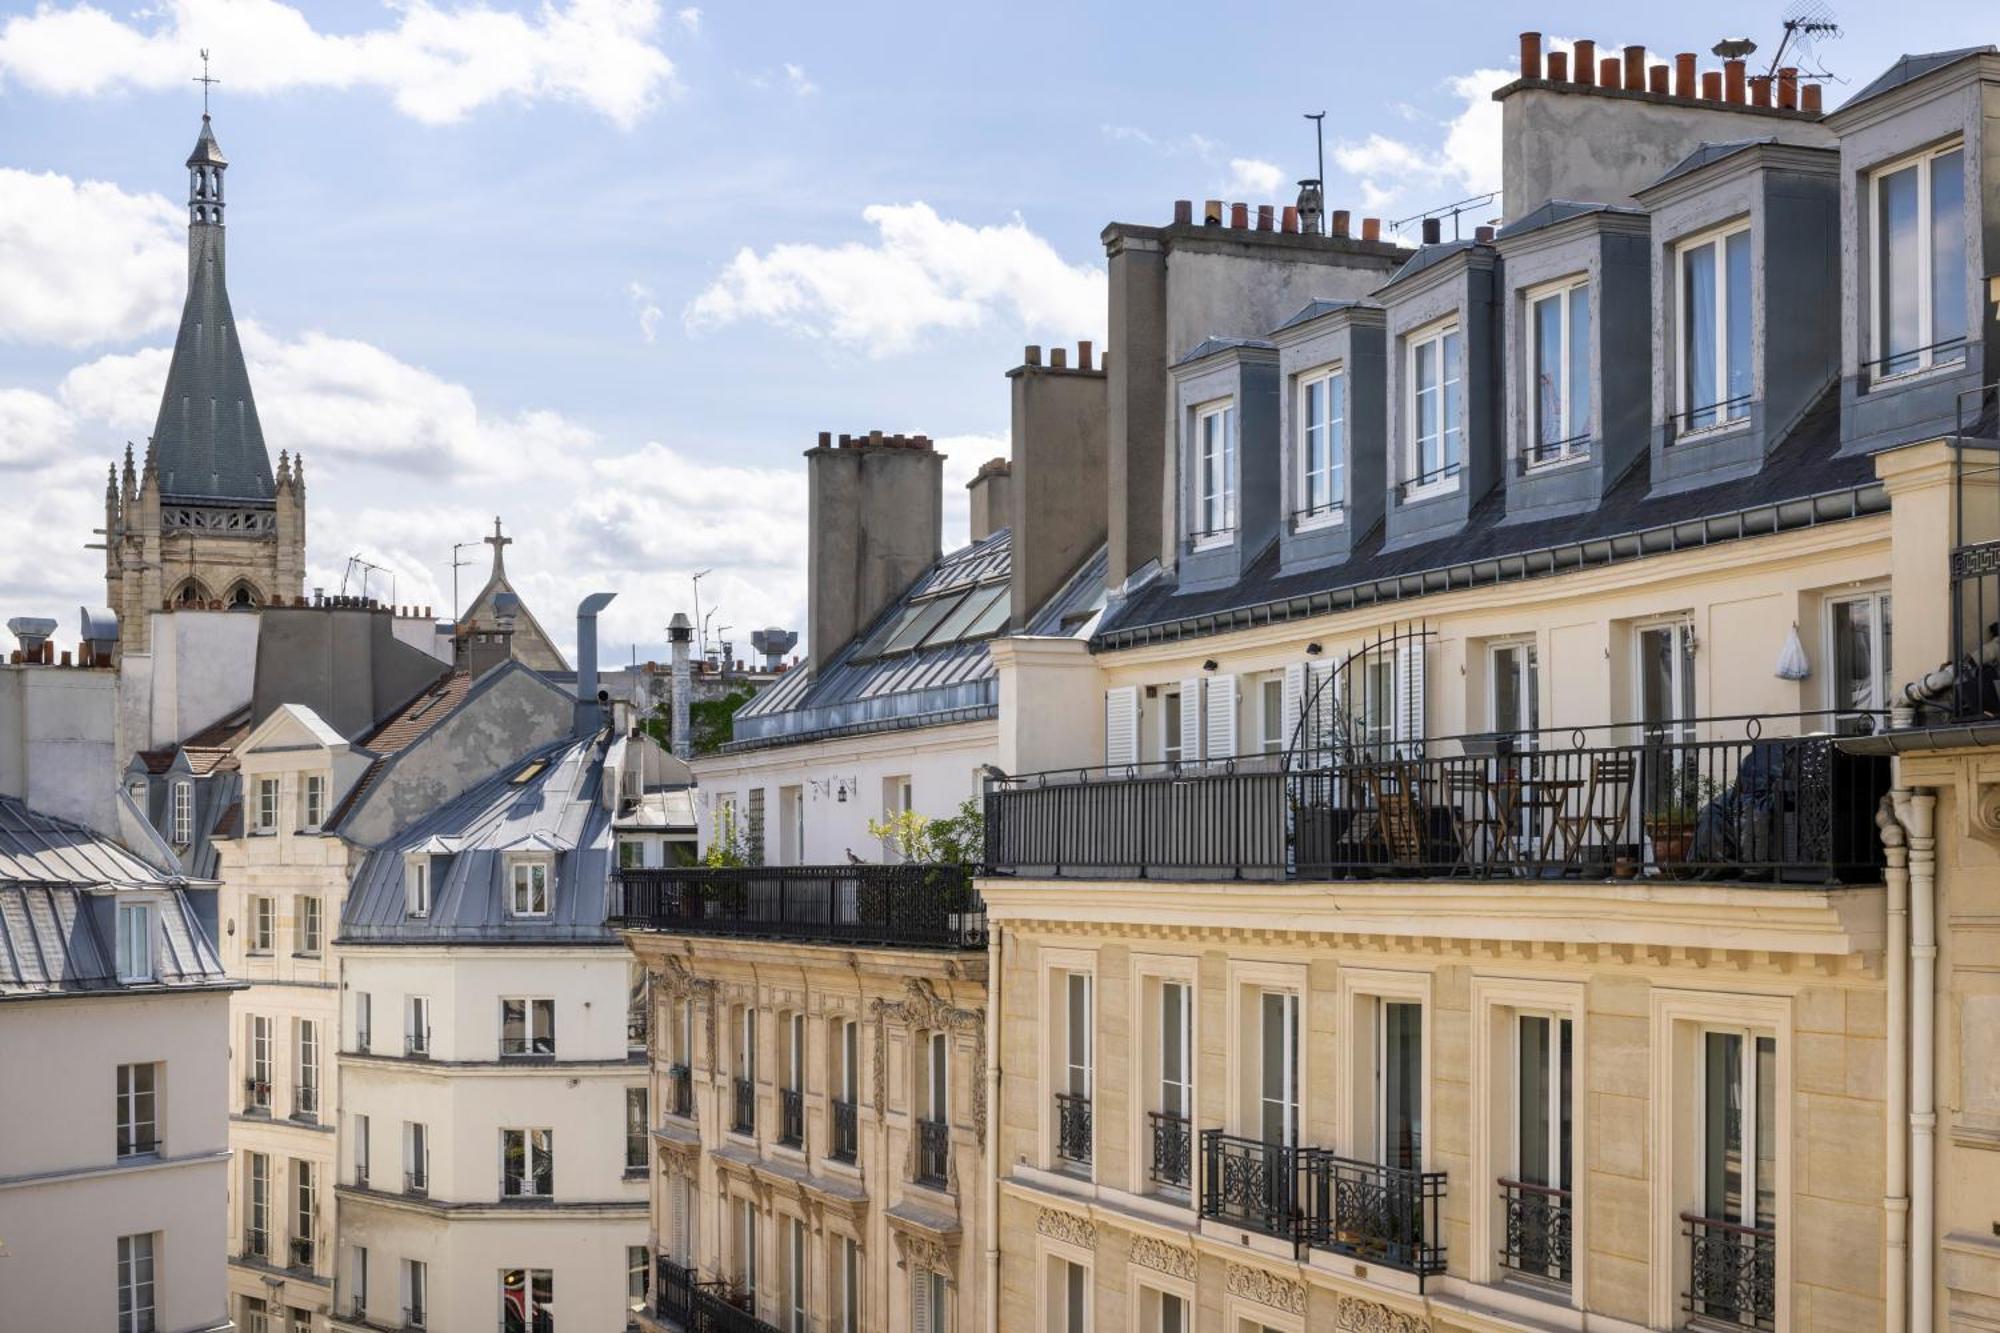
{"left": 985, "top": 923, "right": 1004, "bottom": 1333}
{"left": 1895, "top": 786, "right": 1939, "bottom": 1332}
{"left": 1877, "top": 795, "right": 1910, "bottom": 1333}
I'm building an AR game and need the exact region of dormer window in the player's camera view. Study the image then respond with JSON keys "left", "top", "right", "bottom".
{"left": 171, "top": 781, "right": 192, "bottom": 846}
{"left": 1296, "top": 368, "right": 1346, "bottom": 527}
{"left": 405, "top": 857, "right": 431, "bottom": 919}
{"left": 115, "top": 900, "right": 155, "bottom": 983}
{"left": 1675, "top": 223, "right": 1752, "bottom": 434}
{"left": 254, "top": 776, "right": 279, "bottom": 834}
{"left": 1192, "top": 401, "right": 1236, "bottom": 546}
{"left": 1407, "top": 321, "right": 1463, "bottom": 495}
{"left": 300, "top": 774, "right": 325, "bottom": 831}
{"left": 1871, "top": 142, "right": 1966, "bottom": 381}
{"left": 1528, "top": 277, "right": 1591, "bottom": 465}
{"left": 510, "top": 859, "right": 551, "bottom": 916}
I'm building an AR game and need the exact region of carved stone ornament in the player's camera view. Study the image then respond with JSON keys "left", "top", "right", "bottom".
{"left": 899, "top": 1233, "right": 949, "bottom": 1277}
{"left": 1225, "top": 1262, "right": 1306, "bottom": 1316}
{"left": 870, "top": 978, "right": 989, "bottom": 1144}
{"left": 1333, "top": 1296, "right": 1430, "bottom": 1333}
{"left": 1129, "top": 1235, "right": 1195, "bottom": 1280}
{"left": 1035, "top": 1206, "right": 1096, "bottom": 1251}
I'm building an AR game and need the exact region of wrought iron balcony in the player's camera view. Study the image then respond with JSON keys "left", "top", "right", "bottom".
{"left": 243, "top": 1228, "right": 269, "bottom": 1261}
{"left": 1499, "top": 1178, "right": 1571, "bottom": 1284}
{"left": 610, "top": 864, "right": 986, "bottom": 950}
{"left": 779, "top": 1088, "right": 804, "bottom": 1148}
{"left": 830, "top": 1098, "right": 859, "bottom": 1163}
{"left": 288, "top": 1236, "right": 314, "bottom": 1270}
{"left": 1148, "top": 1109, "right": 1191, "bottom": 1191}
{"left": 1198, "top": 1130, "right": 1447, "bottom": 1279}
{"left": 404, "top": 1168, "right": 428, "bottom": 1197}
{"left": 656, "top": 1254, "right": 782, "bottom": 1333}
{"left": 916, "top": 1117, "right": 951, "bottom": 1187}
{"left": 404, "top": 1031, "right": 431, "bottom": 1058}
{"left": 668, "top": 1063, "right": 694, "bottom": 1118}
{"left": 987, "top": 714, "right": 1889, "bottom": 885}
{"left": 732, "top": 1078, "right": 755, "bottom": 1135}
{"left": 1682, "top": 1212, "right": 1776, "bottom": 1331}
{"left": 1054, "top": 1093, "right": 1093, "bottom": 1168}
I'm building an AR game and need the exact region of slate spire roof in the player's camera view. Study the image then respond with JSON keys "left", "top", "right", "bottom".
{"left": 149, "top": 113, "right": 276, "bottom": 507}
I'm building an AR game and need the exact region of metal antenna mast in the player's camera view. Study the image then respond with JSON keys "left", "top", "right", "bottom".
{"left": 691, "top": 569, "right": 712, "bottom": 663}
{"left": 193, "top": 50, "right": 219, "bottom": 114}
{"left": 1304, "top": 111, "right": 1327, "bottom": 235}
{"left": 450, "top": 540, "right": 479, "bottom": 622}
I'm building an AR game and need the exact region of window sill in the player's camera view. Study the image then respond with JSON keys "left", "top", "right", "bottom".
{"left": 1520, "top": 450, "right": 1589, "bottom": 474}
{"left": 1188, "top": 534, "right": 1235, "bottom": 553}
{"left": 1401, "top": 477, "right": 1461, "bottom": 504}
{"left": 1291, "top": 509, "right": 1344, "bottom": 534}
{"left": 1867, "top": 356, "right": 1967, "bottom": 392}
{"left": 1670, "top": 417, "right": 1750, "bottom": 446}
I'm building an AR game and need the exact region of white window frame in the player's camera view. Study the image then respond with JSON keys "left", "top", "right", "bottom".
{"left": 1338, "top": 968, "right": 1433, "bottom": 1171}
{"left": 785, "top": 1212, "right": 809, "bottom": 1333}
{"left": 354, "top": 992, "right": 372, "bottom": 1053}
{"left": 500, "top": 996, "right": 557, "bottom": 1057}
{"left": 1040, "top": 948, "right": 1097, "bottom": 1175}
{"left": 1160, "top": 688, "right": 1184, "bottom": 767}
{"left": 297, "top": 896, "right": 322, "bottom": 956}
{"left": 1487, "top": 638, "right": 1541, "bottom": 740}
{"left": 1404, "top": 318, "right": 1464, "bottom": 498}
{"left": 500, "top": 1126, "right": 555, "bottom": 1198}
{"left": 405, "top": 995, "right": 431, "bottom": 1057}
{"left": 255, "top": 775, "right": 280, "bottom": 833}
{"left": 1867, "top": 139, "right": 1968, "bottom": 384}
{"left": 835, "top": 1233, "right": 862, "bottom": 1333}
{"left": 404, "top": 857, "right": 431, "bottom": 919}
{"left": 403, "top": 1257, "right": 427, "bottom": 1329}
{"left": 116, "top": 1061, "right": 158, "bottom": 1158}
{"left": 300, "top": 773, "right": 325, "bottom": 830}
{"left": 295, "top": 1019, "right": 320, "bottom": 1118}
{"left": 1223, "top": 959, "right": 1308, "bottom": 1145}
{"left": 115, "top": 899, "right": 156, "bottom": 982}
{"left": 247, "top": 1152, "right": 271, "bottom": 1256}
{"left": 1633, "top": 616, "right": 1698, "bottom": 746}
{"left": 249, "top": 1014, "right": 273, "bottom": 1108}
{"left": 1258, "top": 675, "right": 1285, "bottom": 755}
{"left": 116, "top": 1232, "right": 156, "bottom": 1333}
{"left": 1295, "top": 365, "right": 1347, "bottom": 528}
{"left": 509, "top": 857, "right": 551, "bottom": 915}
{"left": 249, "top": 895, "right": 274, "bottom": 954}
{"left": 404, "top": 1120, "right": 430, "bottom": 1192}
{"left": 171, "top": 780, "right": 193, "bottom": 845}
{"left": 1825, "top": 587, "right": 1894, "bottom": 716}
{"left": 1524, "top": 274, "right": 1591, "bottom": 466}
{"left": 1673, "top": 220, "right": 1753, "bottom": 435}
{"left": 1191, "top": 399, "right": 1237, "bottom": 548}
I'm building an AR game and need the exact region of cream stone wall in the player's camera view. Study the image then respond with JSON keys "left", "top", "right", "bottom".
{"left": 629, "top": 932, "right": 989, "bottom": 1333}
{"left": 985, "top": 879, "right": 1888, "bottom": 1333}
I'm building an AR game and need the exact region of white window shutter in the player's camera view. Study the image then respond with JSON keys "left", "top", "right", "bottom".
{"left": 1205, "top": 674, "right": 1238, "bottom": 760}
{"left": 1178, "top": 677, "right": 1204, "bottom": 761}
{"left": 1396, "top": 639, "right": 1427, "bottom": 754}
{"left": 1281, "top": 664, "right": 1306, "bottom": 756}
{"left": 1306, "top": 661, "right": 1339, "bottom": 759}
{"left": 1104, "top": 687, "right": 1139, "bottom": 768}
{"left": 398, "top": 1261, "right": 412, "bottom": 1316}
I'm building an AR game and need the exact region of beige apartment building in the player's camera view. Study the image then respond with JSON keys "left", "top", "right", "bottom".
{"left": 968, "top": 35, "right": 2000, "bottom": 1333}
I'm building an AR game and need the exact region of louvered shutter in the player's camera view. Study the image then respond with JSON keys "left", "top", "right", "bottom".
{"left": 1396, "top": 639, "right": 1427, "bottom": 757}
{"left": 1205, "top": 674, "right": 1238, "bottom": 761}
{"left": 671, "top": 1176, "right": 688, "bottom": 1261}
{"left": 398, "top": 1259, "right": 412, "bottom": 1318}
{"left": 1104, "top": 687, "right": 1139, "bottom": 768}
{"left": 1281, "top": 663, "right": 1306, "bottom": 758}
{"left": 913, "top": 1272, "right": 932, "bottom": 1333}
{"left": 1307, "top": 661, "right": 1340, "bottom": 761}
{"left": 1179, "top": 677, "right": 1204, "bottom": 762}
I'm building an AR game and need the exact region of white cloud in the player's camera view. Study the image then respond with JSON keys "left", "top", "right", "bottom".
{"left": 1100, "top": 124, "right": 1156, "bottom": 147}
{"left": 686, "top": 202, "right": 1106, "bottom": 355}
{"left": 0, "top": 0, "right": 677, "bottom": 128}
{"left": 782, "top": 62, "right": 816, "bottom": 97}
{"left": 626, "top": 280, "right": 664, "bottom": 342}
{"left": 1223, "top": 157, "right": 1284, "bottom": 199}
{"left": 0, "top": 388, "right": 75, "bottom": 469}
{"left": 0, "top": 169, "right": 184, "bottom": 347}
{"left": 1331, "top": 66, "right": 1510, "bottom": 219}
{"left": 676, "top": 7, "right": 702, "bottom": 33}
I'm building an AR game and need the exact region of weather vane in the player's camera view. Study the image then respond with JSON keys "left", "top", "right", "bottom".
{"left": 194, "top": 48, "right": 219, "bottom": 115}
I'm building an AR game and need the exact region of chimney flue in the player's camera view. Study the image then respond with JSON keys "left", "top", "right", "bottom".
{"left": 1776, "top": 66, "right": 1798, "bottom": 109}
{"left": 1574, "top": 39, "right": 1596, "bottom": 85}
{"left": 667, "top": 612, "right": 693, "bottom": 759}
{"left": 1172, "top": 199, "right": 1193, "bottom": 225}
{"left": 1675, "top": 52, "right": 1697, "bottom": 97}
{"left": 1623, "top": 45, "right": 1645, "bottom": 91}
{"left": 1600, "top": 57, "right": 1620, "bottom": 90}
{"left": 1330, "top": 209, "right": 1351, "bottom": 239}
{"left": 573, "top": 592, "right": 616, "bottom": 738}
{"left": 1802, "top": 82, "right": 1823, "bottom": 113}
{"left": 1724, "top": 58, "right": 1746, "bottom": 102}
{"left": 1547, "top": 50, "right": 1568, "bottom": 81}
{"left": 1519, "top": 31, "right": 1543, "bottom": 80}
{"left": 1421, "top": 217, "right": 1442, "bottom": 246}
{"left": 1361, "top": 217, "right": 1381, "bottom": 242}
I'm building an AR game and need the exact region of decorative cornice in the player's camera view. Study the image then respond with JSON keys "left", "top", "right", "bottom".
{"left": 1334, "top": 1295, "right": 1430, "bottom": 1333}
{"left": 1129, "top": 1235, "right": 1195, "bottom": 1280}
{"left": 869, "top": 978, "right": 990, "bottom": 1145}
{"left": 1224, "top": 1262, "right": 1305, "bottom": 1315}
{"left": 1035, "top": 1206, "right": 1096, "bottom": 1251}
{"left": 898, "top": 1233, "right": 950, "bottom": 1278}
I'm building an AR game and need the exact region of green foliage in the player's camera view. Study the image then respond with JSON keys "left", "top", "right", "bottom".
{"left": 638, "top": 688, "right": 754, "bottom": 757}
{"left": 864, "top": 797, "right": 985, "bottom": 867}
{"left": 703, "top": 802, "right": 749, "bottom": 868}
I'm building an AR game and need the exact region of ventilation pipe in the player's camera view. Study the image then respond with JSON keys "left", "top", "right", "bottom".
{"left": 668, "top": 612, "right": 694, "bottom": 761}
{"left": 574, "top": 592, "right": 616, "bottom": 738}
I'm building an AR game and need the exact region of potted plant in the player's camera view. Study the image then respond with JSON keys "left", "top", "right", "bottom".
{"left": 1645, "top": 767, "right": 1718, "bottom": 871}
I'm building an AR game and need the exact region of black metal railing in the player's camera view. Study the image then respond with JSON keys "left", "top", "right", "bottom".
{"left": 657, "top": 1255, "right": 782, "bottom": 1333}
{"left": 1668, "top": 392, "right": 1754, "bottom": 439}
{"left": 831, "top": 1098, "right": 859, "bottom": 1163}
{"left": 243, "top": 1228, "right": 268, "bottom": 1261}
{"left": 1944, "top": 383, "right": 2000, "bottom": 722}
{"left": 916, "top": 1117, "right": 951, "bottom": 1187}
{"left": 1398, "top": 459, "right": 1463, "bottom": 500}
{"left": 1290, "top": 499, "right": 1346, "bottom": 528}
{"left": 1864, "top": 334, "right": 1967, "bottom": 378}
{"left": 611, "top": 864, "right": 986, "bottom": 950}
{"left": 1149, "top": 1110, "right": 1192, "bottom": 1190}
{"left": 1054, "top": 1093, "right": 1093, "bottom": 1167}
{"left": 1197, "top": 1131, "right": 1447, "bottom": 1279}
{"left": 732, "top": 1079, "right": 755, "bottom": 1135}
{"left": 988, "top": 715, "right": 1890, "bottom": 885}
{"left": 779, "top": 1089, "right": 804, "bottom": 1148}
{"left": 293, "top": 1084, "right": 319, "bottom": 1120}
{"left": 1520, "top": 433, "right": 1591, "bottom": 470}
{"left": 404, "top": 1168, "right": 427, "bottom": 1197}
{"left": 404, "top": 1031, "right": 430, "bottom": 1057}
{"left": 669, "top": 1063, "right": 694, "bottom": 1118}
{"left": 1682, "top": 1213, "right": 1776, "bottom": 1330}
{"left": 1499, "top": 1179, "right": 1571, "bottom": 1283}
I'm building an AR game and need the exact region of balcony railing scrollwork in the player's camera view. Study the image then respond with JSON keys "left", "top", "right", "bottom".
{"left": 668, "top": 1063, "right": 694, "bottom": 1118}
{"left": 1682, "top": 1212, "right": 1776, "bottom": 1331}
{"left": 732, "top": 1079, "right": 754, "bottom": 1136}
{"left": 830, "top": 1098, "right": 859, "bottom": 1163}
{"left": 1148, "top": 1109, "right": 1191, "bottom": 1191}
{"left": 1054, "top": 1093, "right": 1093, "bottom": 1168}
{"left": 611, "top": 864, "right": 986, "bottom": 950}
{"left": 779, "top": 1088, "right": 804, "bottom": 1148}
{"left": 1498, "top": 1178, "right": 1571, "bottom": 1284}
{"left": 916, "top": 1117, "right": 951, "bottom": 1187}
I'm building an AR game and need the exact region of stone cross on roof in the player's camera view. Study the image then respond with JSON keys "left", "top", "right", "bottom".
{"left": 485, "top": 516, "right": 512, "bottom": 575}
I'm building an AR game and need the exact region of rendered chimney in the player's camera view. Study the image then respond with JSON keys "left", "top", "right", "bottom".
{"left": 1518, "top": 31, "right": 1543, "bottom": 79}
{"left": 573, "top": 592, "right": 615, "bottom": 738}
{"left": 966, "top": 457, "right": 1014, "bottom": 542}
{"left": 805, "top": 430, "right": 942, "bottom": 671}
{"left": 667, "top": 611, "right": 693, "bottom": 759}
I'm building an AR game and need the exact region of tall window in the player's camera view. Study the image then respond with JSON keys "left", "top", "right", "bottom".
{"left": 625, "top": 1086, "right": 649, "bottom": 1171}
{"left": 246, "top": 1152, "right": 270, "bottom": 1257}
{"left": 1378, "top": 1002, "right": 1423, "bottom": 1171}
{"left": 292, "top": 1159, "right": 316, "bottom": 1267}
{"left": 242, "top": 1296, "right": 269, "bottom": 1333}
{"left": 354, "top": 992, "right": 372, "bottom": 1053}
{"left": 1677, "top": 225, "right": 1753, "bottom": 432}
{"left": 351, "top": 1247, "right": 369, "bottom": 1318}
{"left": 256, "top": 776, "right": 279, "bottom": 832}
{"left": 300, "top": 773, "right": 325, "bottom": 829}
{"left": 405, "top": 857, "right": 431, "bottom": 918}
{"left": 501, "top": 1128, "right": 555, "bottom": 1198}
{"left": 115, "top": 901, "right": 154, "bottom": 982}
{"left": 404, "top": 1121, "right": 429, "bottom": 1193}
{"left": 249, "top": 896, "right": 274, "bottom": 953}
{"left": 171, "top": 780, "right": 193, "bottom": 845}
{"left": 1517, "top": 1014, "right": 1573, "bottom": 1191}
{"left": 922, "top": 1030, "right": 948, "bottom": 1122}
{"left": 1161, "top": 690, "right": 1184, "bottom": 767}
{"left": 500, "top": 998, "right": 556, "bottom": 1057}
{"left": 916, "top": 1268, "right": 952, "bottom": 1333}
{"left": 1160, "top": 982, "right": 1191, "bottom": 1124}
{"left": 1298, "top": 368, "right": 1347, "bottom": 521}
{"left": 1408, "top": 323, "right": 1463, "bottom": 488}
{"left": 117, "top": 1061, "right": 159, "bottom": 1157}
{"left": 1529, "top": 279, "right": 1591, "bottom": 462}
{"left": 1829, "top": 590, "right": 1894, "bottom": 715}
{"left": 1260, "top": 677, "right": 1284, "bottom": 754}
{"left": 116, "top": 1233, "right": 156, "bottom": 1333}
{"left": 248, "top": 1015, "right": 273, "bottom": 1110}
{"left": 835, "top": 1235, "right": 861, "bottom": 1333}
{"left": 1703, "top": 1030, "right": 1777, "bottom": 1228}
{"left": 626, "top": 1245, "right": 650, "bottom": 1324}
{"left": 1194, "top": 401, "right": 1237, "bottom": 541}
{"left": 1490, "top": 641, "right": 1540, "bottom": 738}
{"left": 1637, "top": 620, "right": 1697, "bottom": 747}
{"left": 618, "top": 838, "right": 645, "bottom": 869}
{"left": 405, "top": 995, "right": 431, "bottom": 1057}
{"left": 785, "top": 1214, "right": 809, "bottom": 1333}
{"left": 1873, "top": 143, "right": 1966, "bottom": 378}
{"left": 354, "top": 1113, "right": 370, "bottom": 1187}
{"left": 1065, "top": 973, "right": 1093, "bottom": 1105}
{"left": 1049, "top": 1259, "right": 1084, "bottom": 1333}
{"left": 298, "top": 897, "right": 322, "bottom": 956}
{"left": 734, "top": 1196, "right": 760, "bottom": 1294}
{"left": 628, "top": 964, "right": 650, "bottom": 1054}
{"left": 1259, "top": 990, "right": 1299, "bottom": 1146}
{"left": 401, "top": 1258, "right": 427, "bottom": 1329}
{"left": 295, "top": 1020, "right": 319, "bottom": 1118}
{"left": 500, "top": 1269, "right": 553, "bottom": 1333}
{"left": 510, "top": 860, "right": 550, "bottom": 915}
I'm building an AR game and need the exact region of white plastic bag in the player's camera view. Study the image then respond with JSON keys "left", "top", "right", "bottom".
{"left": 1775, "top": 623, "right": 1810, "bottom": 681}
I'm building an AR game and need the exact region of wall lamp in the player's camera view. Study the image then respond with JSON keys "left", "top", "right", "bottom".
{"left": 1202, "top": 659, "right": 1218, "bottom": 672}
{"left": 1306, "top": 642, "right": 1324, "bottom": 656}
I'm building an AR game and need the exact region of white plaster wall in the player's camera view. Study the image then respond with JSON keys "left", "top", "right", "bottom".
{"left": 0, "top": 666, "right": 120, "bottom": 835}
{"left": 144, "top": 610, "right": 262, "bottom": 747}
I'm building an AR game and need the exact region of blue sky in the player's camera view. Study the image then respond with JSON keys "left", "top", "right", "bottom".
{"left": 0, "top": 0, "right": 1990, "bottom": 661}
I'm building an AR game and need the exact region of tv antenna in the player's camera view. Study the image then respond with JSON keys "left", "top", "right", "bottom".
{"left": 691, "top": 569, "right": 712, "bottom": 661}
{"left": 1389, "top": 191, "right": 1500, "bottom": 242}
{"left": 193, "top": 49, "right": 220, "bottom": 115}
{"left": 449, "top": 540, "right": 479, "bottom": 622}
{"left": 1764, "top": 1, "right": 1843, "bottom": 81}
{"left": 1303, "top": 111, "right": 1326, "bottom": 235}
{"left": 342, "top": 554, "right": 391, "bottom": 604}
